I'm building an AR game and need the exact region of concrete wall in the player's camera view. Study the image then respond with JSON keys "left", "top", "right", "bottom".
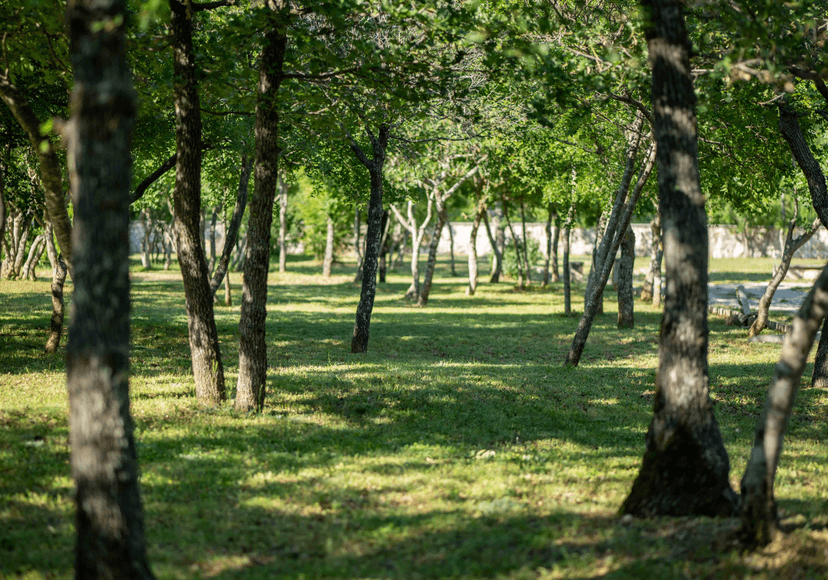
{"left": 130, "top": 220, "right": 828, "bottom": 260}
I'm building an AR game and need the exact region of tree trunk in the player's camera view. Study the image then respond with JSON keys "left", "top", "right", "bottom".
{"left": 566, "top": 142, "right": 655, "bottom": 365}
{"left": 741, "top": 264, "right": 828, "bottom": 545}
{"left": 563, "top": 203, "right": 574, "bottom": 315}
{"left": 503, "top": 206, "right": 525, "bottom": 289}
{"left": 485, "top": 205, "right": 504, "bottom": 282}
{"left": 641, "top": 212, "right": 662, "bottom": 302}
{"left": 617, "top": 226, "right": 635, "bottom": 328}
{"left": 65, "top": 1, "right": 154, "bottom": 576}
{"left": 0, "top": 153, "right": 5, "bottom": 267}
{"left": 447, "top": 221, "right": 457, "bottom": 276}
{"left": 622, "top": 0, "right": 737, "bottom": 517}
{"left": 391, "top": 198, "right": 432, "bottom": 300}
{"left": 236, "top": 22, "right": 286, "bottom": 413}
{"left": 208, "top": 205, "right": 219, "bottom": 275}
{"left": 418, "top": 199, "right": 447, "bottom": 307}
{"left": 11, "top": 211, "right": 33, "bottom": 279}
{"left": 520, "top": 200, "right": 531, "bottom": 285}
{"left": 278, "top": 176, "right": 288, "bottom": 273}
{"left": 209, "top": 155, "right": 250, "bottom": 297}
{"left": 543, "top": 203, "right": 556, "bottom": 286}
{"left": 43, "top": 221, "right": 67, "bottom": 354}
{"left": 350, "top": 125, "right": 389, "bottom": 354}
{"left": 378, "top": 210, "right": 390, "bottom": 283}
{"left": 224, "top": 271, "right": 232, "bottom": 306}
{"left": 140, "top": 208, "right": 152, "bottom": 269}
{"left": 467, "top": 195, "right": 486, "bottom": 296}
{"left": 170, "top": 0, "right": 225, "bottom": 404}
{"left": 749, "top": 217, "right": 820, "bottom": 338}
{"left": 22, "top": 233, "right": 46, "bottom": 281}
{"left": 322, "top": 214, "right": 335, "bottom": 277}
{"left": 353, "top": 207, "right": 364, "bottom": 283}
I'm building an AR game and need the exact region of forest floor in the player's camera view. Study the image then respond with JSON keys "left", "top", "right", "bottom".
{"left": 2, "top": 255, "right": 828, "bottom": 579}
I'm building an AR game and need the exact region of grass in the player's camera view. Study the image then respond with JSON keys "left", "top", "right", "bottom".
{"left": 2, "top": 254, "right": 828, "bottom": 579}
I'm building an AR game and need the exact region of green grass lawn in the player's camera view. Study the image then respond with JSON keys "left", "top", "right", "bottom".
{"left": 2, "top": 255, "right": 828, "bottom": 579}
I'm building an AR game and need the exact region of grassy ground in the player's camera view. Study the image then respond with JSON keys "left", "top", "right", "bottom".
{"left": 2, "top": 254, "right": 828, "bottom": 579}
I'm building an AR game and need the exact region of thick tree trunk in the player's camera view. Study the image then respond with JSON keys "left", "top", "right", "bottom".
{"left": 170, "top": 0, "right": 225, "bottom": 404}
{"left": 277, "top": 177, "right": 288, "bottom": 273}
{"left": 565, "top": 142, "right": 655, "bottom": 365}
{"left": 741, "top": 264, "right": 828, "bottom": 545}
{"left": 351, "top": 125, "right": 388, "bottom": 354}
{"left": 617, "top": 226, "right": 636, "bottom": 328}
{"left": 236, "top": 22, "right": 286, "bottom": 413}
{"left": 749, "top": 217, "right": 820, "bottom": 338}
{"left": 322, "top": 214, "right": 334, "bottom": 277}
{"left": 43, "top": 222, "right": 67, "bottom": 354}
{"left": 563, "top": 204, "right": 574, "bottom": 315}
{"left": 467, "top": 195, "right": 486, "bottom": 296}
{"left": 65, "top": 1, "right": 154, "bottom": 577}
{"left": 209, "top": 155, "right": 250, "bottom": 297}
{"left": 622, "top": 0, "right": 737, "bottom": 517}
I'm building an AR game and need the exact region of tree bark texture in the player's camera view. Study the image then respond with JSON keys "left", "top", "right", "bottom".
{"left": 64, "top": 1, "right": 154, "bottom": 577}
{"left": 350, "top": 125, "right": 389, "bottom": 354}
{"left": 0, "top": 155, "right": 6, "bottom": 264}
{"left": 484, "top": 207, "right": 503, "bottom": 283}
{"left": 418, "top": 200, "right": 447, "bottom": 306}
{"left": 741, "top": 264, "right": 828, "bottom": 545}
{"left": 170, "top": 0, "right": 225, "bottom": 405}
{"left": 748, "top": 217, "right": 820, "bottom": 338}
{"left": 322, "top": 214, "right": 334, "bottom": 276}
{"left": 235, "top": 22, "right": 286, "bottom": 413}
{"left": 641, "top": 212, "right": 662, "bottom": 302}
{"left": 44, "top": 221, "right": 67, "bottom": 354}
{"left": 278, "top": 177, "right": 288, "bottom": 273}
{"left": 503, "top": 206, "right": 525, "bottom": 289}
{"left": 622, "top": 0, "right": 737, "bottom": 517}
{"left": 565, "top": 142, "right": 655, "bottom": 366}
{"left": 777, "top": 103, "right": 828, "bottom": 390}
{"left": 390, "top": 198, "right": 432, "bottom": 300}
{"left": 563, "top": 204, "right": 574, "bottom": 315}
{"left": 209, "top": 155, "right": 250, "bottom": 297}
{"left": 378, "top": 209, "right": 390, "bottom": 283}
{"left": 617, "top": 226, "right": 635, "bottom": 328}
{"left": 520, "top": 201, "right": 531, "bottom": 285}
{"left": 467, "top": 193, "right": 486, "bottom": 296}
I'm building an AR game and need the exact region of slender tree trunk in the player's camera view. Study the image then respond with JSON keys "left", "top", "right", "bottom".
{"left": 278, "top": 177, "right": 288, "bottom": 273}
{"left": 43, "top": 221, "right": 67, "bottom": 354}
{"left": 467, "top": 195, "right": 486, "bottom": 296}
{"left": 447, "top": 221, "right": 457, "bottom": 276}
{"left": 520, "top": 200, "right": 531, "bottom": 285}
{"left": 350, "top": 125, "right": 389, "bottom": 353}
{"left": 641, "top": 213, "right": 661, "bottom": 302}
{"left": 208, "top": 205, "right": 219, "bottom": 274}
{"left": 322, "top": 214, "right": 334, "bottom": 277}
{"left": 418, "top": 199, "right": 447, "bottom": 307}
{"left": 543, "top": 204, "right": 555, "bottom": 286}
{"left": 378, "top": 209, "right": 390, "bottom": 283}
{"left": 353, "top": 207, "right": 364, "bottom": 283}
{"left": 236, "top": 22, "right": 286, "bottom": 413}
{"left": 65, "top": 1, "right": 154, "bottom": 576}
{"left": 617, "top": 226, "right": 636, "bottom": 328}
{"left": 140, "top": 208, "right": 152, "bottom": 269}
{"left": 503, "top": 206, "right": 525, "bottom": 289}
{"left": 622, "top": 0, "right": 737, "bottom": 517}
{"left": 391, "top": 198, "right": 432, "bottom": 300}
{"left": 485, "top": 205, "right": 504, "bottom": 282}
{"left": 224, "top": 271, "right": 232, "bottom": 306}
{"left": 0, "top": 153, "right": 5, "bottom": 266}
{"left": 20, "top": 233, "right": 44, "bottom": 280}
{"left": 563, "top": 203, "right": 575, "bottom": 315}
{"left": 209, "top": 155, "right": 250, "bottom": 297}
{"left": 170, "top": 0, "right": 225, "bottom": 404}
{"left": 749, "top": 217, "right": 820, "bottom": 338}
{"left": 741, "top": 264, "right": 828, "bottom": 545}
{"left": 11, "top": 212, "right": 33, "bottom": 279}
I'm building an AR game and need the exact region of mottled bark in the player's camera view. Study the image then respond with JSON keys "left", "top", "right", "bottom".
{"left": 64, "top": 1, "right": 154, "bottom": 577}
{"left": 350, "top": 125, "right": 388, "bottom": 354}
{"left": 236, "top": 23, "right": 286, "bottom": 413}
{"left": 749, "top": 217, "right": 820, "bottom": 338}
{"left": 224, "top": 271, "right": 232, "bottom": 306}
{"left": 520, "top": 201, "right": 531, "bottom": 285}
{"left": 484, "top": 205, "right": 503, "bottom": 283}
{"left": 209, "top": 155, "right": 250, "bottom": 297}
{"left": 170, "top": 0, "right": 225, "bottom": 404}
{"left": 467, "top": 193, "right": 486, "bottom": 296}
{"left": 543, "top": 204, "right": 558, "bottom": 286}
{"left": 622, "top": 0, "right": 736, "bottom": 517}
{"left": 565, "top": 141, "right": 655, "bottom": 366}
{"left": 44, "top": 222, "right": 67, "bottom": 354}
{"left": 741, "top": 264, "right": 828, "bottom": 545}
{"left": 503, "top": 206, "right": 525, "bottom": 289}
{"left": 390, "top": 198, "right": 432, "bottom": 300}
{"left": 322, "top": 214, "right": 334, "bottom": 276}
{"left": 617, "top": 226, "right": 635, "bottom": 328}
{"left": 0, "top": 154, "right": 5, "bottom": 264}
{"left": 447, "top": 221, "right": 457, "bottom": 276}
{"left": 21, "top": 233, "right": 45, "bottom": 280}
{"left": 641, "top": 212, "right": 662, "bottom": 302}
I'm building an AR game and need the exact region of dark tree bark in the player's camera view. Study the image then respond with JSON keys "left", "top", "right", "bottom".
{"left": 209, "top": 154, "right": 250, "bottom": 297}
{"left": 562, "top": 203, "right": 574, "bottom": 315}
{"left": 130, "top": 153, "right": 176, "bottom": 205}
{"left": 777, "top": 102, "right": 828, "bottom": 390}
{"left": 565, "top": 141, "right": 655, "bottom": 365}
{"left": 749, "top": 216, "right": 820, "bottom": 338}
{"left": 64, "top": 1, "right": 154, "bottom": 577}
{"left": 170, "top": 0, "right": 225, "bottom": 404}
{"left": 617, "top": 226, "right": 635, "bottom": 328}
{"left": 322, "top": 214, "right": 334, "bottom": 276}
{"left": 350, "top": 124, "right": 389, "bottom": 353}
{"left": 278, "top": 176, "right": 288, "bottom": 273}
{"left": 235, "top": 21, "right": 286, "bottom": 413}
{"left": 741, "top": 264, "right": 828, "bottom": 545}
{"left": 622, "top": 0, "right": 737, "bottom": 517}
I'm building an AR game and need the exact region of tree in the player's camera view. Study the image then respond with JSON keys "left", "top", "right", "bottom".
{"left": 65, "top": 0, "right": 154, "bottom": 576}
{"left": 621, "top": 0, "right": 737, "bottom": 517}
